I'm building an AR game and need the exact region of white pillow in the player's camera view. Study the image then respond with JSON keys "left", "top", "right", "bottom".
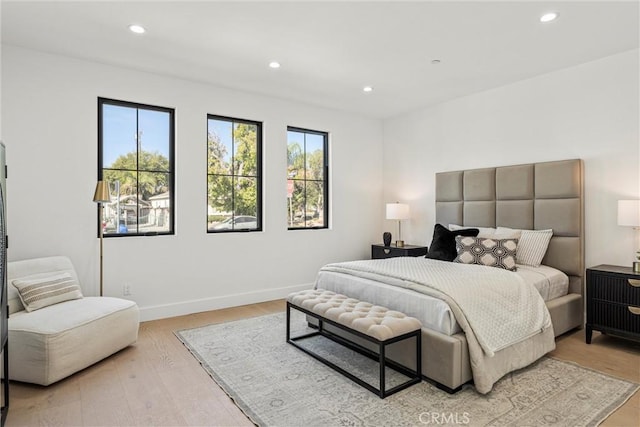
{"left": 497, "top": 227, "right": 553, "bottom": 267}
{"left": 493, "top": 228, "right": 522, "bottom": 239}
{"left": 448, "top": 224, "right": 497, "bottom": 238}
{"left": 12, "top": 272, "right": 83, "bottom": 312}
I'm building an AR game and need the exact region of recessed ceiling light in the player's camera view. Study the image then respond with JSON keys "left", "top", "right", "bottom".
{"left": 269, "top": 61, "right": 281, "bottom": 69}
{"left": 128, "top": 24, "right": 146, "bottom": 34}
{"left": 363, "top": 86, "right": 373, "bottom": 93}
{"left": 540, "top": 12, "right": 558, "bottom": 23}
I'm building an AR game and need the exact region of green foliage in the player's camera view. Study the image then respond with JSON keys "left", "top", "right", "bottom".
{"left": 103, "top": 151, "right": 169, "bottom": 200}
{"left": 208, "top": 123, "right": 258, "bottom": 216}
{"left": 208, "top": 214, "right": 226, "bottom": 223}
{"left": 287, "top": 140, "right": 325, "bottom": 226}
{"left": 287, "top": 142, "right": 303, "bottom": 178}
{"left": 287, "top": 141, "right": 305, "bottom": 215}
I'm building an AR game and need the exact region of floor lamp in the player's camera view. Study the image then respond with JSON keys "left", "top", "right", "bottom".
{"left": 93, "top": 181, "right": 110, "bottom": 296}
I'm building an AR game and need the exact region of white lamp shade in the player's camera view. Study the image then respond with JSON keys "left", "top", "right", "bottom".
{"left": 617, "top": 200, "right": 640, "bottom": 227}
{"left": 386, "top": 203, "right": 410, "bottom": 220}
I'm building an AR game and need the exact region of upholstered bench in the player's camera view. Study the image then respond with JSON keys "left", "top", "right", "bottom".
{"left": 286, "top": 289, "right": 422, "bottom": 398}
{"left": 8, "top": 256, "right": 140, "bottom": 385}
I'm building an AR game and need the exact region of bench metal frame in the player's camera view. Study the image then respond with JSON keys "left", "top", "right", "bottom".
{"left": 286, "top": 301, "right": 422, "bottom": 398}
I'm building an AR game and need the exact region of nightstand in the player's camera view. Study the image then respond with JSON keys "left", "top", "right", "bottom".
{"left": 586, "top": 265, "right": 640, "bottom": 344}
{"left": 371, "top": 244, "right": 427, "bottom": 259}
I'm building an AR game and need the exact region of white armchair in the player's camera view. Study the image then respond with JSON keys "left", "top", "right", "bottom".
{"left": 7, "top": 256, "right": 139, "bottom": 385}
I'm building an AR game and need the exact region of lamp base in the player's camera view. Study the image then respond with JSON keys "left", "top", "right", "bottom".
{"left": 395, "top": 240, "right": 405, "bottom": 248}
{"left": 633, "top": 261, "right": 640, "bottom": 274}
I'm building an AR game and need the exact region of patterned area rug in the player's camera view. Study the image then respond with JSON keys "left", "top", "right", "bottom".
{"left": 175, "top": 312, "right": 638, "bottom": 427}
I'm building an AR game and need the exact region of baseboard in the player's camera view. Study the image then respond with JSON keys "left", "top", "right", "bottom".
{"left": 138, "top": 283, "right": 314, "bottom": 321}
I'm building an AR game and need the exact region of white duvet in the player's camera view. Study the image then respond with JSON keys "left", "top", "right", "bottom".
{"left": 317, "top": 262, "right": 567, "bottom": 336}
{"left": 319, "top": 257, "right": 556, "bottom": 393}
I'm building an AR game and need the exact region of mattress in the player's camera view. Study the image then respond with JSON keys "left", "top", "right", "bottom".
{"left": 315, "top": 262, "right": 568, "bottom": 336}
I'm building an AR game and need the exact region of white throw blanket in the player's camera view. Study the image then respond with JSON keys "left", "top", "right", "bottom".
{"left": 319, "top": 257, "right": 556, "bottom": 393}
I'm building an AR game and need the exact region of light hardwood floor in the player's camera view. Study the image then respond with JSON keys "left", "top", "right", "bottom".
{"left": 6, "top": 300, "right": 640, "bottom": 426}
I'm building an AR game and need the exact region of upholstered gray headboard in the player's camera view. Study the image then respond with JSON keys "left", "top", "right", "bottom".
{"left": 435, "top": 159, "right": 584, "bottom": 295}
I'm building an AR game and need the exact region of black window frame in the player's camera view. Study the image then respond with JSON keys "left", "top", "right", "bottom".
{"left": 287, "top": 126, "right": 329, "bottom": 230}
{"left": 207, "top": 114, "right": 263, "bottom": 233}
{"left": 97, "top": 97, "right": 176, "bottom": 237}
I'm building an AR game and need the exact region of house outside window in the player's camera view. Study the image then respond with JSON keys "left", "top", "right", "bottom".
{"left": 207, "top": 115, "right": 262, "bottom": 232}
{"left": 98, "top": 98, "right": 175, "bottom": 236}
{"left": 287, "top": 127, "right": 329, "bottom": 229}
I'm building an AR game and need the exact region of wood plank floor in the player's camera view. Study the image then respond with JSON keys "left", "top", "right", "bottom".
{"left": 5, "top": 300, "right": 639, "bottom": 426}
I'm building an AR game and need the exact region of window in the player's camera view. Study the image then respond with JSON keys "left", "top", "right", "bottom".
{"left": 98, "top": 98, "right": 175, "bottom": 236}
{"left": 287, "top": 127, "right": 328, "bottom": 229}
{"left": 207, "top": 115, "right": 262, "bottom": 232}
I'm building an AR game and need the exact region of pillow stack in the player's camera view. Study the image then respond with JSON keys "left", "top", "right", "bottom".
{"left": 427, "top": 223, "right": 553, "bottom": 271}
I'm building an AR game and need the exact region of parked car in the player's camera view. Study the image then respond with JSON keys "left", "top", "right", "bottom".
{"left": 211, "top": 215, "right": 257, "bottom": 230}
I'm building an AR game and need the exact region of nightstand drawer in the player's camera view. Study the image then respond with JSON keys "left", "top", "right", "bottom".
{"left": 371, "top": 244, "right": 428, "bottom": 259}
{"left": 372, "top": 246, "right": 399, "bottom": 259}
{"left": 586, "top": 265, "right": 640, "bottom": 344}
{"left": 590, "top": 300, "right": 640, "bottom": 334}
{"left": 587, "top": 272, "right": 640, "bottom": 305}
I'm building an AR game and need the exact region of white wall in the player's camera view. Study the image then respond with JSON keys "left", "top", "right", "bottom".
{"left": 3, "top": 43, "right": 638, "bottom": 321}
{"left": 382, "top": 49, "right": 640, "bottom": 269}
{"left": 1, "top": 45, "right": 383, "bottom": 320}
{"left": 0, "top": 4, "right": 3, "bottom": 139}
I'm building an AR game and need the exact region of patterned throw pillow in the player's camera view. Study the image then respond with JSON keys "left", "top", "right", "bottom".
{"left": 454, "top": 236, "right": 518, "bottom": 271}
{"left": 12, "top": 272, "right": 83, "bottom": 312}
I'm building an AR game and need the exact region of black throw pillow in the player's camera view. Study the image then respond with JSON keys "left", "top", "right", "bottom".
{"left": 426, "top": 224, "right": 479, "bottom": 262}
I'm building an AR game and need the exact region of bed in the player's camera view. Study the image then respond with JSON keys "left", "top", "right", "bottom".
{"left": 315, "top": 159, "right": 584, "bottom": 393}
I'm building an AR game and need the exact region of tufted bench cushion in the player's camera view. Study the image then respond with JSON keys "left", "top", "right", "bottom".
{"left": 287, "top": 288, "right": 423, "bottom": 398}
{"left": 288, "top": 289, "right": 422, "bottom": 341}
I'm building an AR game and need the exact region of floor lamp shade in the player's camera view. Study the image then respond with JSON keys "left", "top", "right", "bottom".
{"left": 386, "top": 203, "right": 410, "bottom": 247}
{"left": 93, "top": 181, "right": 110, "bottom": 203}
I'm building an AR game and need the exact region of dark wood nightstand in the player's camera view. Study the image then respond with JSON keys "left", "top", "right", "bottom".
{"left": 371, "top": 244, "right": 427, "bottom": 259}
{"left": 586, "top": 265, "right": 640, "bottom": 344}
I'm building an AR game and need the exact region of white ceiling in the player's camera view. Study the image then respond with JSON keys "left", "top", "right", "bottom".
{"left": 2, "top": 1, "right": 639, "bottom": 119}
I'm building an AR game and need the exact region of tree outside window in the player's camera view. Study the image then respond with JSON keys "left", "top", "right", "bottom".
{"left": 207, "top": 115, "right": 262, "bottom": 232}
{"left": 287, "top": 127, "right": 328, "bottom": 229}
{"left": 98, "top": 98, "right": 175, "bottom": 236}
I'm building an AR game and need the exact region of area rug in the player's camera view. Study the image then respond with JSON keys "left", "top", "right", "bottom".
{"left": 175, "top": 312, "right": 638, "bottom": 427}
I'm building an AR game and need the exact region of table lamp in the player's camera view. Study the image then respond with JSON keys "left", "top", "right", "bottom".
{"left": 386, "top": 203, "right": 410, "bottom": 248}
{"left": 617, "top": 200, "right": 640, "bottom": 273}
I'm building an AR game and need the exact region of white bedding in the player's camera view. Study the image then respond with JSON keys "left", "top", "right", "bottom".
{"left": 517, "top": 264, "right": 569, "bottom": 301}
{"left": 316, "top": 261, "right": 568, "bottom": 336}
{"left": 317, "top": 257, "right": 556, "bottom": 393}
